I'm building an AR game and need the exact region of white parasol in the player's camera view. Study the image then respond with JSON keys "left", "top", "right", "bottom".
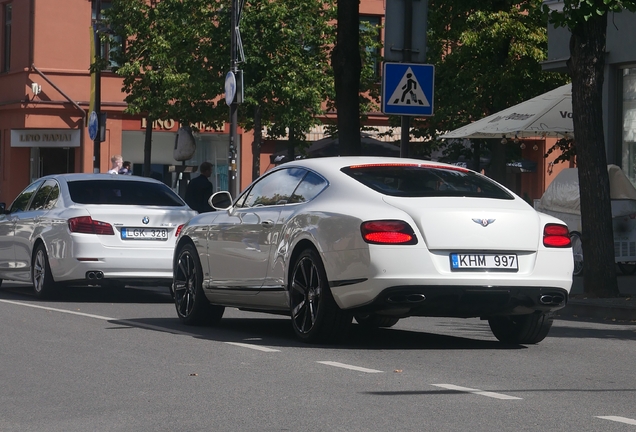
{"left": 438, "top": 83, "right": 573, "bottom": 139}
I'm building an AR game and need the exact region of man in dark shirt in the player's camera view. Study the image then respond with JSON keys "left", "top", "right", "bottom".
{"left": 184, "top": 162, "right": 214, "bottom": 213}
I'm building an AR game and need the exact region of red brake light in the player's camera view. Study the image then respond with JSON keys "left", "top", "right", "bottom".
{"left": 347, "top": 163, "right": 469, "bottom": 173}
{"left": 68, "top": 216, "right": 114, "bottom": 235}
{"left": 361, "top": 220, "right": 417, "bottom": 245}
{"left": 543, "top": 223, "right": 571, "bottom": 247}
{"left": 175, "top": 224, "right": 184, "bottom": 237}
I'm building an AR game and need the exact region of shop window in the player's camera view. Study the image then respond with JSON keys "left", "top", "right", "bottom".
{"left": 2, "top": 3, "right": 11, "bottom": 72}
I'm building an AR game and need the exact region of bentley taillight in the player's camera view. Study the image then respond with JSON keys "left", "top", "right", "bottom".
{"left": 68, "top": 216, "right": 115, "bottom": 235}
{"left": 361, "top": 220, "right": 418, "bottom": 245}
{"left": 543, "top": 223, "right": 571, "bottom": 247}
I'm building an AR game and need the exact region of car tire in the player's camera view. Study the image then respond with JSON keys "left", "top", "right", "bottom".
{"left": 488, "top": 312, "right": 554, "bottom": 344}
{"left": 289, "top": 248, "right": 352, "bottom": 343}
{"left": 354, "top": 314, "right": 399, "bottom": 328}
{"left": 617, "top": 261, "right": 636, "bottom": 275}
{"left": 173, "top": 243, "right": 224, "bottom": 326}
{"left": 32, "top": 244, "right": 57, "bottom": 299}
{"left": 570, "top": 232, "right": 583, "bottom": 276}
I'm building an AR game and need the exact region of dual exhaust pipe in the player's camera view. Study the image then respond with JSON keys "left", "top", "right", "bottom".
{"left": 539, "top": 293, "right": 565, "bottom": 306}
{"left": 86, "top": 271, "right": 104, "bottom": 280}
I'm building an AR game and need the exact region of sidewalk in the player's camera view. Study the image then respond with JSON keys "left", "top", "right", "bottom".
{"left": 557, "top": 273, "right": 636, "bottom": 322}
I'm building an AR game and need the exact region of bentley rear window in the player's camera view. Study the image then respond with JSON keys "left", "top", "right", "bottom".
{"left": 341, "top": 164, "right": 514, "bottom": 199}
{"left": 68, "top": 180, "right": 186, "bottom": 206}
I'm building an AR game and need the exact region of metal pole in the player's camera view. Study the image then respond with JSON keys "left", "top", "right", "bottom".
{"left": 228, "top": 0, "right": 238, "bottom": 195}
{"left": 400, "top": 0, "right": 413, "bottom": 158}
{"left": 93, "top": 0, "right": 102, "bottom": 173}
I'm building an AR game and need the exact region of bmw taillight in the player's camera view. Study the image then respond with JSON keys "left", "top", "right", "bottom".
{"left": 68, "top": 216, "right": 115, "bottom": 235}
{"left": 175, "top": 224, "right": 185, "bottom": 237}
{"left": 361, "top": 220, "right": 418, "bottom": 245}
{"left": 543, "top": 223, "right": 571, "bottom": 247}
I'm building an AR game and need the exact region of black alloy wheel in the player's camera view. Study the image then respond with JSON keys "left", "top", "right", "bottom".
{"left": 173, "top": 243, "right": 224, "bottom": 326}
{"left": 488, "top": 312, "right": 554, "bottom": 344}
{"left": 32, "top": 244, "right": 57, "bottom": 299}
{"left": 289, "top": 249, "right": 351, "bottom": 343}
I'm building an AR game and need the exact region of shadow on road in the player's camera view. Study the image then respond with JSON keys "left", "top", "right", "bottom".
{"left": 0, "top": 283, "right": 173, "bottom": 304}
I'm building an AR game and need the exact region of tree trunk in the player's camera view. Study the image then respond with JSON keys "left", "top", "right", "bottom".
{"left": 567, "top": 13, "right": 618, "bottom": 297}
{"left": 331, "top": 0, "right": 361, "bottom": 155}
{"left": 143, "top": 117, "right": 153, "bottom": 178}
{"left": 252, "top": 105, "right": 262, "bottom": 181}
{"left": 288, "top": 126, "right": 297, "bottom": 163}
{"left": 488, "top": 139, "right": 507, "bottom": 185}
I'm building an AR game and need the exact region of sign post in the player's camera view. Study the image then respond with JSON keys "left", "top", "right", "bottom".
{"left": 383, "top": 0, "right": 430, "bottom": 158}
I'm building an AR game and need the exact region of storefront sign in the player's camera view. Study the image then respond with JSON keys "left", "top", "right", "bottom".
{"left": 11, "top": 129, "right": 81, "bottom": 147}
{"left": 141, "top": 118, "right": 223, "bottom": 133}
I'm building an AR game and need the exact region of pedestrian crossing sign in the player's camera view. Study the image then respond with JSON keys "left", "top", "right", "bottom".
{"left": 382, "top": 62, "right": 435, "bottom": 116}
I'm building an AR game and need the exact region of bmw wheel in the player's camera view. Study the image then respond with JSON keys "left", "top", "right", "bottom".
{"left": 173, "top": 243, "right": 224, "bottom": 326}
{"left": 354, "top": 314, "right": 400, "bottom": 328}
{"left": 32, "top": 244, "right": 57, "bottom": 299}
{"left": 488, "top": 312, "right": 554, "bottom": 344}
{"left": 289, "top": 248, "right": 352, "bottom": 343}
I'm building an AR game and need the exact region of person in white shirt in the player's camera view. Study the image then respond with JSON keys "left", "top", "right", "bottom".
{"left": 107, "top": 155, "right": 123, "bottom": 174}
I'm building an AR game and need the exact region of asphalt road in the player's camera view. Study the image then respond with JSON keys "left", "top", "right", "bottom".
{"left": 1, "top": 282, "right": 635, "bottom": 432}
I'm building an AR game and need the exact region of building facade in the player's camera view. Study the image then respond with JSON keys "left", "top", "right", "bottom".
{"left": 1, "top": 0, "right": 559, "bottom": 206}
{"left": 543, "top": 2, "right": 636, "bottom": 185}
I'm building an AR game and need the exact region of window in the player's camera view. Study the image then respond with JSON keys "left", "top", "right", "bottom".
{"left": 622, "top": 66, "right": 636, "bottom": 187}
{"left": 3, "top": 3, "right": 11, "bottom": 72}
{"left": 289, "top": 171, "right": 328, "bottom": 204}
{"left": 341, "top": 165, "right": 514, "bottom": 199}
{"left": 91, "top": 0, "right": 120, "bottom": 70}
{"left": 237, "top": 168, "right": 306, "bottom": 208}
{"left": 360, "top": 15, "right": 381, "bottom": 78}
{"left": 28, "top": 180, "right": 59, "bottom": 211}
{"left": 9, "top": 181, "right": 43, "bottom": 213}
{"left": 68, "top": 180, "right": 185, "bottom": 206}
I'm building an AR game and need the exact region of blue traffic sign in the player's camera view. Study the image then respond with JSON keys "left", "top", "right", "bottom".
{"left": 88, "top": 111, "right": 98, "bottom": 141}
{"left": 382, "top": 63, "right": 435, "bottom": 116}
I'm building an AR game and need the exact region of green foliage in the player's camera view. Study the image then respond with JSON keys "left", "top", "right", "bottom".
{"left": 104, "top": 0, "right": 222, "bottom": 126}
{"left": 414, "top": 0, "right": 569, "bottom": 159}
{"left": 104, "top": 0, "right": 342, "bottom": 145}
{"left": 543, "top": 0, "right": 636, "bottom": 28}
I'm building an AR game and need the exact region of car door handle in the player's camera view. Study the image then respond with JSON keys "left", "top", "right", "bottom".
{"left": 261, "top": 220, "right": 274, "bottom": 228}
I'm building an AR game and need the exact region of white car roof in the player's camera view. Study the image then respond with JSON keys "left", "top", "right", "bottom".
{"left": 39, "top": 173, "right": 165, "bottom": 184}
{"left": 277, "top": 156, "right": 461, "bottom": 176}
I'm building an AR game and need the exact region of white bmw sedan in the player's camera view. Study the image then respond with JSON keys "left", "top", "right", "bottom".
{"left": 173, "top": 157, "right": 573, "bottom": 344}
{"left": 0, "top": 174, "right": 196, "bottom": 297}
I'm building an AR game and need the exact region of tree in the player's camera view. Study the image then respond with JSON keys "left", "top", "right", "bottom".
{"left": 332, "top": 0, "right": 362, "bottom": 155}
{"left": 545, "top": 1, "right": 636, "bottom": 298}
{"left": 105, "top": 0, "right": 223, "bottom": 177}
{"left": 418, "top": 0, "right": 568, "bottom": 182}
{"left": 211, "top": 0, "right": 337, "bottom": 180}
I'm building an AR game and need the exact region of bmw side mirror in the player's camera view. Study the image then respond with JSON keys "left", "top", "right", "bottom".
{"left": 210, "top": 191, "right": 233, "bottom": 210}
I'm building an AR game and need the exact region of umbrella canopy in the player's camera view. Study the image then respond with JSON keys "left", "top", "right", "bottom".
{"left": 438, "top": 83, "right": 573, "bottom": 140}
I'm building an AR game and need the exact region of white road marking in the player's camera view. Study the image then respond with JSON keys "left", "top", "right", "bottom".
{"left": 0, "top": 299, "right": 195, "bottom": 336}
{"left": 317, "top": 361, "right": 383, "bottom": 373}
{"left": 431, "top": 384, "right": 522, "bottom": 400}
{"left": 596, "top": 416, "right": 636, "bottom": 425}
{"left": 0, "top": 299, "right": 117, "bottom": 320}
{"left": 224, "top": 342, "right": 280, "bottom": 352}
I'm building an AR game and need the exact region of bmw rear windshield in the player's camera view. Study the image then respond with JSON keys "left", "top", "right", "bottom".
{"left": 68, "top": 180, "right": 186, "bottom": 206}
{"left": 341, "top": 164, "right": 514, "bottom": 199}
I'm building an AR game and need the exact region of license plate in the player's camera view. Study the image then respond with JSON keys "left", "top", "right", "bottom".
{"left": 121, "top": 227, "right": 168, "bottom": 240}
{"left": 450, "top": 253, "right": 518, "bottom": 271}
